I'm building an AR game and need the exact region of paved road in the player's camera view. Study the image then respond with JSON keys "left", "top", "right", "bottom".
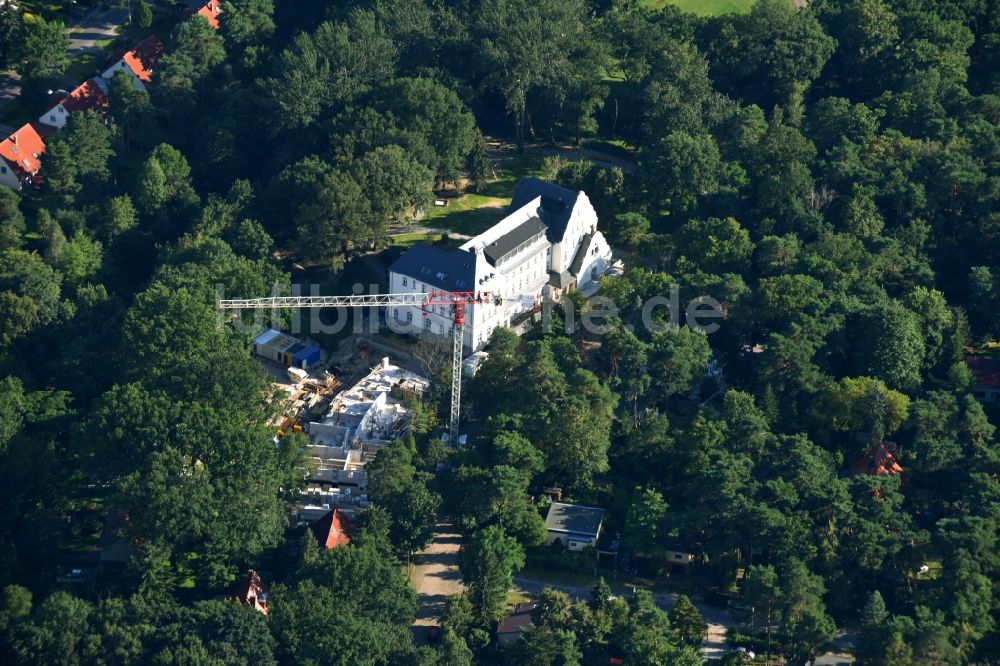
{"left": 513, "top": 575, "right": 733, "bottom": 660}
{"left": 523, "top": 143, "right": 636, "bottom": 174}
{"left": 0, "top": 72, "right": 20, "bottom": 109}
{"left": 67, "top": 6, "right": 131, "bottom": 59}
{"left": 513, "top": 575, "right": 855, "bottom": 663}
{"left": 389, "top": 224, "right": 474, "bottom": 241}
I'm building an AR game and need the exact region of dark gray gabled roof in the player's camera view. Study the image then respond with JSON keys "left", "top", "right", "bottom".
{"left": 508, "top": 178, "right": 580, "bottom": 243}
{"left": 497, "top": 602, "right": 538, "bottom": 635}
{"left": 569, "top": 231, "right": 595, "bottom": 277}
{"left": 389, "top": 244, "right": 478, "bottom": 292}
{"left": 483, "top": 216, "right": 547, "bottom": 266}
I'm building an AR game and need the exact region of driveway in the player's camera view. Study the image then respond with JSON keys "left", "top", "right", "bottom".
{"left": 411, "top": 523, "right": 464, "bottom": 627}
{"left": 0, "top": 72, "right": 20, "bottom": 110}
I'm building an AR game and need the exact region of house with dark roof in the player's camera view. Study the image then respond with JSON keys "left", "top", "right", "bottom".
{"left": 309, "top": 508, "right": 357, "bottom": 549}
{"left": 387, "top": 179, "right": 613, "bottom": 350}
{"left": 496, "top": 602, "right": 537, "bottom": 646}
{"left": 0, "top": 123, "right": 47, "bottom": 190}
{"left": 966, "top": 355, "right": 1000, "bottom": 404}
{"left": 39, "top": 77, "right": 111, "bottom": 130}
{"left": 544, "top": 502, "right": 605, "bottom": 551}
{"left": 101, "top": 35, "right": 164, "bottom": 91}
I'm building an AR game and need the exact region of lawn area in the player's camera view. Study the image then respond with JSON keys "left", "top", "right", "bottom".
{"left": 390, "top": 232, "right": 462, "bottom": 248}
{"left": 425, "top": 152, "right": 546, "bottom": 236}
{"left": 63, "top": 48, "right": 107, "bottom": 84}
{"left": 20, "top": 0, "right": 72, "bottom": 22}
{"left": 506, "top": 589, "right": 533, "bottom": 606}
{"left": 642, "top": 0, "right": 755, "bottom": 15}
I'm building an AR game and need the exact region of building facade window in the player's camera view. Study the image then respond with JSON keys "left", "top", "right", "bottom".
{"left": 425, "top": 317, "right": 432, "bottom": 330}
{"left": 406, "top": 312, "right": 413, "bottom": 323}
{"left": 402, "top": 277, "right": 408, "bottom": 286}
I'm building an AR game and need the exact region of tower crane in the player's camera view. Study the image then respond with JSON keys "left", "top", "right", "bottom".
{"left": 217, "top": 291, "right": 498, "bottom": 444}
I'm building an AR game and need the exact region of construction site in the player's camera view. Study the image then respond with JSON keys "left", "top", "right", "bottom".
{"left": 255, "top": 336, "right": 431, "bottom": 524}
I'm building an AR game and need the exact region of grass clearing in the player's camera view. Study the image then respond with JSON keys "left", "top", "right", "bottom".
{"left": 425, "top": 152, "right": 546, "bottom": 236}
{"left": 506, "top": 589, "right": 533, "bottom": 606}
{"left": 642, "top": 0, "right": 755, "bottom": 15}
{"left": 64, "top": 51, "right": 102, "bottom": 84}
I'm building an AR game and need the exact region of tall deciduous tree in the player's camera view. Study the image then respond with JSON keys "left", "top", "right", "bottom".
{"left": 15, "top": 16, "right": 68, "bottom": 80}
{"left": 477, "top": 0, "right": 588, "bottom": 152}
{"left": 221, "top": 0, "right": 275, "bottom": 46}
{"left": 377, "top": 77, "right": 477, "bottom": 185}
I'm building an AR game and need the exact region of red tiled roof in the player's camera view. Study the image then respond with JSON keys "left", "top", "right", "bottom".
{"left": 48, "top": 78, "right": 110, "bottom": 117}
{"left": 848, "top": 442, "right": 903, "bottom": 478}
{"left": 196, "top": 1, "right": 223, "bottom": 29}
{"left": 310, "top": 508, "right": 356, "bottom": 549}
{"left": 232, "top": 569, "right": 268, "bottom": 615}
{"left": 0, "top": 123, "right": 46, "bottom": 183}
{"left": 966, "top": 355, "right": 1000, "bottom": 389}
{"left": 111, "top": 35, "right": 164, "bottom": 83}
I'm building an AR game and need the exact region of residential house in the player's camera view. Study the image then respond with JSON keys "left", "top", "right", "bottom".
{"left": 966, "top": 355, "right": 1000, "bottom": 404}
{"left": 232, "top": 570, "right": 268, "bottom": 614}
{"left": 195, "top": 0, "right": 223, "bottom": 28}
{"left": 101, "top": 35, "right": 164, "bottom": 91}
{"left": 182, "top": 0, "right": 223, "bottom": 28}
{"left": 848, "top": 442, "right": 903, "bottom": 478}
{"left": 38, "top": 77, "right": 110, "bottom": 130}
{"left": 388, "top": 178, "right": 614, "bottom": 350}
{"left": 0, "top": 123, "right": 47, "bottom": 190}
{"left": 544, "top": 502, "right": 604, "bottom": 551}
{"left": 309, "top": 507, "right": 356, "bottom": 549}
{"left": 496, "top": 602, "right": 537, "bottom": 646}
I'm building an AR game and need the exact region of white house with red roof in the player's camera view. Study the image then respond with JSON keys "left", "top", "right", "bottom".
{"left": 100, "top": 35, "right": 165, "bottom": 91}
{"left": 38, "top": 77, "right": 111, "bottom": 130}
{"left": 0, "top": 124, "right": 47, "bottom": 190}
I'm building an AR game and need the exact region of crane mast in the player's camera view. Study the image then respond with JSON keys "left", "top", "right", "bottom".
{"left": 218, "top": 291, "right": 495, "bottom": 443}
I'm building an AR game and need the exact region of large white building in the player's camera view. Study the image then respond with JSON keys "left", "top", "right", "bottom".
{"left": 387, "top": 179, "right": 613, "bottom": 350}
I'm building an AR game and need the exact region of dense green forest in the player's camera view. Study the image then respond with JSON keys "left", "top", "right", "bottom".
{"left": 0, "top": 0, "right": 999, "bottom": 664}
